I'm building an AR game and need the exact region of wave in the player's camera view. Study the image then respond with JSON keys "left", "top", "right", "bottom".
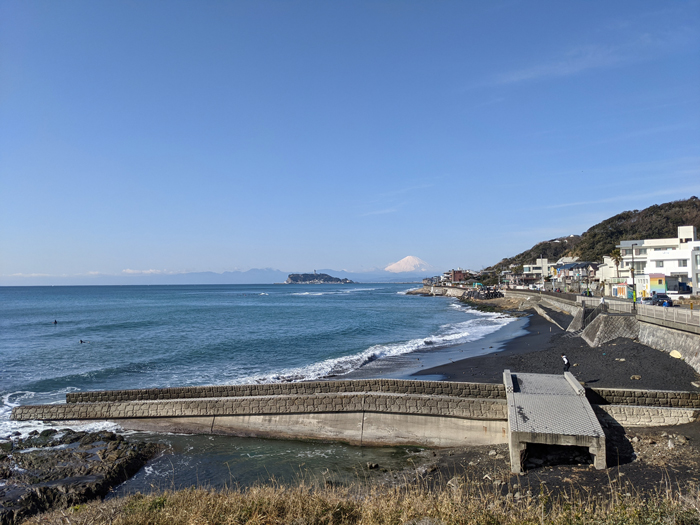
{"left": 0, "top": 390, "right": 121, "bottom": 439}
{"left": 291, "top": 288, "right": 377, "bottom": 297}
{"left": 247, "top": 310, "right": 515, "bottom": 383}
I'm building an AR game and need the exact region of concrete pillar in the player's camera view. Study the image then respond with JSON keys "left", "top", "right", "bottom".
{"left": 509, "top": 435, "right": 526, "bottom": 474}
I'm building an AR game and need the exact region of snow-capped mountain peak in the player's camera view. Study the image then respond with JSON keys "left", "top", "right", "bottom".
{"left": 384, "top": 256, "right": 433, "bottom": 274}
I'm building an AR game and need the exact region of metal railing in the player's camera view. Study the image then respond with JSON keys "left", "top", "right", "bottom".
{"left": 508, "top": 289, "right": 700, "bottom": 330}
{"left": 635, "top": 303, "right": 700, "bottom": 327}
{"left": 578, "top": 298, "right": 700, "bottom": 327}
{"left": 506, "top": 289, "right": 579, "bottom": 303}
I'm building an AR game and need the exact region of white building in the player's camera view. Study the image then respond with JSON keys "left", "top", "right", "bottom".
{"left": 522, "top": 258, "right": 558, "bottom": 278}
{"left": 617, "top": 225, "right": 700, "bottom": 297}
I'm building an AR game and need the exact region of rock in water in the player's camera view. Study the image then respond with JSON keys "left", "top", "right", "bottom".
{"left": 0, "top": 430, "right": 162, "bottom": 524}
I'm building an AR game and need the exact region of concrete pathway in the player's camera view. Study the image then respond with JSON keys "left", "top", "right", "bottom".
{"left": 503, "top": 370, "right": 606, "bottom": 473}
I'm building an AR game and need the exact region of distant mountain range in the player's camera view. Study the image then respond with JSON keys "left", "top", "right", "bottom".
{"left": 1, "top": 256, "right": 436, "bottom": 286}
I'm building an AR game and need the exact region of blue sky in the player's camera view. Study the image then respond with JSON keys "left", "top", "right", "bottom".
{"left": 1, "top": 1, "right": 699, "bottom": 282}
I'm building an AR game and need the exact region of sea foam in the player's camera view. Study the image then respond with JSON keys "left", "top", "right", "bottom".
{"left": 249, "top": 307, "right": 514, "bottom": 383}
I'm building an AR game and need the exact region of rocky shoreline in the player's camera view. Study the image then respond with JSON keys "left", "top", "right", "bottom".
{"left": 0, "top": 429, "right": 162, "bottom": 525}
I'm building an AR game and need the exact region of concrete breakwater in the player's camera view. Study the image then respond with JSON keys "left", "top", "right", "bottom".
{"left": 13, "top": 380, "right": 510, "bottom": 448}
{"left": 12, "top": 379, "right": 700, "bottom": 452}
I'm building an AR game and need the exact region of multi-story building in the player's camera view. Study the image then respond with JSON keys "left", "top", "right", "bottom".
{"left": 522, "top": 258, "right": 558, "bottom": 282}
{"left": 553, "top": 261, "right": 599, "bottom": 291}
{"left": 616, "top": 225, "right": 700, "bottom": 297}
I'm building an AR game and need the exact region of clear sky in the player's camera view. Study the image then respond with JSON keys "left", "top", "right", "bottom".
{"left": 1, "top": 1, "right": 699, "bottom": 282}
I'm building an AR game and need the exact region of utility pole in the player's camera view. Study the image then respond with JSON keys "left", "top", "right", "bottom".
{"left": 631, "top": 243, "right": 637, "bottom": 310}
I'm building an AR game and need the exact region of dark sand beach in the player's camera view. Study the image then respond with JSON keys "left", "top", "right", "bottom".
{"left": 417, "top": 306, "right": 700, "bottom": 392}
{"left": 410, "top": 301, "right": 700, "bottom": 497}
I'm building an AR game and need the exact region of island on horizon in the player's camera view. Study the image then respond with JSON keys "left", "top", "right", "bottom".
{"left": 285, "top": 272, "right": 355, "bottom": 284}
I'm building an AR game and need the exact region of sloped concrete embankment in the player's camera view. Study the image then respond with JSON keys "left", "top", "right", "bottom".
{"left": 581, "top": 314, "right": 640, "bottom": 347}
{"left": 502, "top": 290, "right": 584, "bottom": 331}
{"left": 576, "top": 314, "right": 700, "bottom": 375}
{"left": 638, "top": 323, "right": 700, "bottom": 375}
{"left": 13, "top": 379, "right": 700, "bottom": 446}
{"left": 13, "top": 380, "right": 510, "bottom": 448}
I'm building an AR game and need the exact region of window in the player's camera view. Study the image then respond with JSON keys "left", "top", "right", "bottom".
{"left": 656, "top": 261, "right": 664, "bottom": 268}
{"left": 633, "top": 262, "right": 645, "bottom": 272}
{"left": 658, "top": 279, "right": 663, "bottom": 285}
{"left": 679, "top": 259, "right": 688, "bottom": 267}
{"left": 696, "top": 254, "right": 700, "bottom": 265}
{"left": 639, "top": 248, "right": 647, "bottom": 255}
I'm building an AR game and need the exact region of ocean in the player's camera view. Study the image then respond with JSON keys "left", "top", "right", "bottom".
{"left": 0, "top": 283, "right": 525, "bottom": 490}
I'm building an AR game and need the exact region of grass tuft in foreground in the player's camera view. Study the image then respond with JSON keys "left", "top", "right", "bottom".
{"left": 22, "top": 477, "right": 700, "bottom": 525}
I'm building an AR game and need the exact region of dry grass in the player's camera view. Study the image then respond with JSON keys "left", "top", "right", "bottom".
{"left": 21, "top": 475, "right": 700, "bottom": 525}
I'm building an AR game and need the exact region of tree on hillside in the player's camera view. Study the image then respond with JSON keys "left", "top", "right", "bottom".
{"left": 610, "top": 249, "right": 622, "bottom": 278}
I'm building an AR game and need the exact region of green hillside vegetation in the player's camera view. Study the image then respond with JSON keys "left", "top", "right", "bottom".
{"left": 572, "top": 196, "right": 700, "bottom": 261}
{"left": 486, "top": 236, "right": 582, "bottom": 271}
{"left": 486, "top": 197, "right": 700, "bottom": 271}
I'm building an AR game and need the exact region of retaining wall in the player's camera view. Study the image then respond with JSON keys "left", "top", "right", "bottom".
{"left": 118, "top": 413, "right": 510, "bottom": 447}
{"left": 638, "top": 323, "right": 700, "bottom": 375}
{"left": 587, "top": 387, "right": 700, "bottom": 408}
{"left": 14, "top": 390, "right": 509, "bottom": 448}
{"left": 594, "top": 405, "right": 699, "bottom": 427}
{"left": 15, "top": 393, "right": 508, "bottom": 422}
{"left": 66, "top": 379, "right": 506, "bottom": 404}
{"left": 540, "top": 297, "right": 580, "bottom": 314}
{"left": 581, "top": 314, "right": 639, "bottom": 347}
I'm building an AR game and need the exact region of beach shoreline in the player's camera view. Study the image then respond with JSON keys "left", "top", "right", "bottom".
{"left": 416, "top": 302, "right": 700, "bottom": 392}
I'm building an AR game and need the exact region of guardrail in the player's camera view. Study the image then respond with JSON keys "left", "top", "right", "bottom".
{"left": 578, "top": 298, "right": 700, "bottom": 329}
{"left": 505, "top": 289, "right": 579, "bottom": 303}
{"left": 635, "top": 303, "right": 700, "bottom": 327}
{"left": 579, "top": 298, "right": 630, "bottom": 309}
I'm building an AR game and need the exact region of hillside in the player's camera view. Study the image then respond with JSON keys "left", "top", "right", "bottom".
{"left": 571, "top": 197, "right": 700, "bottom": 261}
{"left": 486, "top": 235, "right": 582, "bottom": 271}
{"left": 486, "top": 197, "right": 700, "bottom": 270}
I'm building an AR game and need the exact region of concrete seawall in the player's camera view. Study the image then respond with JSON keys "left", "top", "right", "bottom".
{"left": 12, "top": 378, "right": 700, "bottom": 448}
{"left": 638, "top": 323, "right": 700, "bottom": 373}
{"left": 65, "top": 379, "right": 506, "bottom": 404}
{"left": 14, "top": 380, "right": 511, "bottom": 447}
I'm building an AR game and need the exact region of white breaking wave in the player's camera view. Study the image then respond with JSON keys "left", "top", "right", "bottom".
{"left": 291, "top": 288, "right": 377, "bottom": 297}
{"left": 0, "top": 391, "right": 121, "bottom": 439}
{"left": 249, "top": 309, "right": 515, "bottom": 383}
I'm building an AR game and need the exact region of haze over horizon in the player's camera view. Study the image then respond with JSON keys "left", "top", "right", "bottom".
{"left": 2, "top": 1, "right": 699, "bottom": 285}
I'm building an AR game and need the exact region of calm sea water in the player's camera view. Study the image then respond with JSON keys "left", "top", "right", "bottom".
{"left": 0, "top": 283, "right": 522, "bottom": 489}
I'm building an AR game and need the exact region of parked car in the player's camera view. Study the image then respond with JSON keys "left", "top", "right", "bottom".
{"left": 651, "top": 293, "right": 673, "bottom": 307}
{"left": 640, "top": 297, "right": 653, "bottom": 305}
